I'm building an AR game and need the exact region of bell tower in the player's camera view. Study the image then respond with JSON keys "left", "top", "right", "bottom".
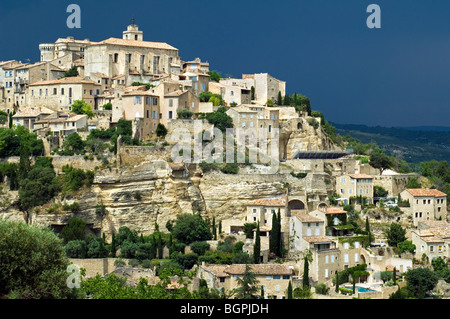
{"left": 123, "top": 18, "right": 143, "bottom": 41}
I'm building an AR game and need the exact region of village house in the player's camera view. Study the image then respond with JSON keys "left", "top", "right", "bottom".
{"left": 412, "top": 220, "right": 450, "bottom": 261}
{"left": 209, "top": 81, "right": 251, "bottom": 106}
{"left": 162, "top": 90, "right": 199, "bottom": 125}
{"left": 336, "top": 174, "right": 374, "bottom": 205}
{"left": 12, "top": 106, "right": 54, "bottom": 131}
{"left": 226, "top": 104, "right": 280, "bottom": 133}
{"left": 197, "top": 264, "right": 294, "bottom": 299}
{"left": 83, "top": 22, "right": 182, "bottom": 85}
{"left": 121, "top": 90, "right": 160, "bottom": 140}
{"left": 182, "top": 57, "right": 209, "bottom": 74}
{"left": 400, "top": 188, "right": 447, "bottom": 226}
{"left": 33, "top": 111, "right": 87, "bottom": 137}
{"left": 28, "top": 77, "right": 102, "bottom": 112}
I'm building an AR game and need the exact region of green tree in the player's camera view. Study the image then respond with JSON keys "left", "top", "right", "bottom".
{"left": 71, "top": 100, "right": 94, "bottom": 119}
{"left": 62, "top": 132, "right": 85, "bottom": 155}
{"left": 234, "top": 264, "right": 259, "bottom": 299}
{"left": 277, "top": 91, "right": 283, "bottom": 106}
{"left": 0, "top": 220, "right": 77, "bottom": 299}
{"left": 369, "top": 149, "right": 393, "bottom": 175}
{"left": 64, "top": 240, "right": 87, "bottom": 258}
{"left": 207, "top": 70, "right": 221, "bottom": 82}
{"left": 205, "top": 108, "right": 233, "bottom": 132}
{"left": 287, "top": 281, "right": 293, "bottom": 299}
{"left": 374, "top": 185, "right": 389, "bottom": 198}
{"left": 385, "top": 223, "right": 406, "bottom": 247}
{"left": 253, "top": 223, "right": 261, "bottom": 264}
{"left": 397, "top": 240, "right": 416, "bottom": 254}
{"left": 60, "top": 217, "right": 86, "bottom": 244}
{"left": 62, "top": 65, "right": 79, "bottom": 78}
{"left": 404, "top": 267, "right": 438, "bottom": 299}
{"left": 156, "top": 123, "right": 168, "bottom": 138}
{"left": 250, "top": 86, "right": 255, "bottom": 100}
{"left": 303, "top": 252, "right": 311, "bottom": 288}
{"left": 406, "top": 177, "right": 421, "bottom": 188}
{"left": 171, "top": 213, "right": 212, "bottom": 245}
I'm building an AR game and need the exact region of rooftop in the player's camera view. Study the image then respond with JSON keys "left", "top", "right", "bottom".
{"left": 405, "top": 188, "right": 447, "bottom": 198}
{"left": 12, "top": 106, "right": 54, "bottom": 118}
{"left": 326, "top": 207, "right": 347, "bottom": 215}
{"left": 93, "top": 37, "right": 178, "bottom": 51}
{"left": 348, "top": 174, "right": 374, "bottom": 179}
{"left": 247, "top": 195, "right": 287, "bottom": 207}
{"left": 30, "top": 77, "right": 100, "bottom": 86}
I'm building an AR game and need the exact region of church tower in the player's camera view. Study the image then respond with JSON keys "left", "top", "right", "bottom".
{"left": 123, "top": 18, "right": 143, "bottom": 41}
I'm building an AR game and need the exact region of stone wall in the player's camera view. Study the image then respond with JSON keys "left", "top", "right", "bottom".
{"left": 69, "top": 258, "right": 119, "bottom": 277}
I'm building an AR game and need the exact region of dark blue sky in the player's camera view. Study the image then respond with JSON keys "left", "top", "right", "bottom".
{"left": 2, "top": 0, "right": 450, "bottom": 127}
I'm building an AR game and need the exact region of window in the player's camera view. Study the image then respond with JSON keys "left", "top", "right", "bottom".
{"left": 282, "top": 275, "right": 290, "bottom": 280}
{"left": 134, "top": 96, "right": 142, "bottom": 104}
{"left": 266, "top": 276, "right": 271, "bottom": 280}
{"left": 331, "top": 255, "right": 335, "bottom": 263}
{"left": 146, "top": 97, "right": 151, "bottom": 105}
{"left": 114, "top": 53, "right": 118, "bottom": 63}
{"left": 153, "top": 97, "right": 158, "bottom": 105}
{"left": 325, "top": 269, "right": 329, "bottom": 278}
{"left": 253, "top": 209, "right": 257, "bottom": 214}
{"left": 146, "top": 110, "right": 149, "bottom": 118}
{"left": 344, "top": 242, "right": 349, "bottom": 250}
{"left": 354, "top": 241, "right": 360, "bottom": 249}
{"left": 355, "top": 254, "right": 359, "bottom": 262}
{"left": 344, "top": 254, "right": 349, "bottom": 263}
{"left": 169, "top": 99, "right": 173, "bottom": 107}
{"left": 315, "top": 228, "right": 320, "bottom": 236}
{"left": 201, "top": 83, "right": 206, "bottom": 91}
{"left": 307, "top": 228, "right": 312, "bottom": 236}
{"left": 53, "top": 88, "right": 57, "bottom": 95}
{"left": 325, "top": 256, "right": 329, "bottom": 264}
{"left": 273, "top": 275, "right": 281, "bottom": 280}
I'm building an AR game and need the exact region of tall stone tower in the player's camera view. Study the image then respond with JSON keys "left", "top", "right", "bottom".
{"left": 123, "top": 18, "right": 143, "bottom": 41}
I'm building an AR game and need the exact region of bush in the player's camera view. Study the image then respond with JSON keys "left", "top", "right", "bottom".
{"left": 60, "top": 217, "right": 86, "bottom": 244}
{"left": 0, "top": 220, "right": 75, "bottom": 298}
{"left": 86, "top": 236, "right": 108, "bottom": 258}
{"left": 120, "top": 240, "right": 138, "bottom": 259}
{"left": 190, "top": 241, "right": 210, "bottom": 256}
{"left": 65, "top": 240, "right": 87, "bottom": 258}
{"left": 221, "top": 163, "right": 239, "bottom": 175}
{"left": 314, "top": 283, "right": 329, "bottom": 295}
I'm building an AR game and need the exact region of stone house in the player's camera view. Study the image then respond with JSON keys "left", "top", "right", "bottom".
{"left": 162, "top": 90, "right": 199, "bottom": 125}
{"left": 197, "top": 263, "right": 294, "bottom": 299}
{"left": 33, "top": 112, "right": 87, "bottom": 137}
{"left": 12, "top": 106, "right": 54, "bottom": 131}
{"left": 400, "top": 188, "right": 447, "bottom": 227}
{"left": 209, "top": 81, "right": 251, "bottom": 106}
{"left": 28, "top": 77, "right": 102, "bottom": 112}
{"left": 121, "top": 90, "right": 160, "bottom": 140}
{"left": 242, "top": 73, "right": 286, "bottom": 104}
{"left": 83, "top": 23, "right": 182, "bottom": 85}
{"left": 336, "top": 173, "right": 374, "bottom": 205}
{"left": 182, "top": 57, "right": 209, "bottom": 74}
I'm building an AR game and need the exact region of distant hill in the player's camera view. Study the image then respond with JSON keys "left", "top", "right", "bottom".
{"left": 330, "top": 122, "right": 450, "bottom": 164}
{"left": 399, "top": 126, "right": 450, "bottom": 132}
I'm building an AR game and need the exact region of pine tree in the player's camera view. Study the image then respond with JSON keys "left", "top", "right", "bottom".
{"left": 253, "top": 223, "right": 261, "bottom": 264}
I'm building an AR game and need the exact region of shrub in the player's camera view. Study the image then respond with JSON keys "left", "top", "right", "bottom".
{"left": 86, "top": 236, "right": 108, "bottom": 258}
{"left": 190, "top": 241, "right": 210, "bottom": 256}
{"left": 60, "top": 217, "right": 86, "bottom": 244}
{"left": 128, "top": 259, "right": 140, "bottom": 267}
{"left": 0, "top": 220, "right": 75, "bottom": 298}
{"left": 65, "top": 240, "right": 87, "bottom": 258}
{"left": 314, "top": 283, "right": 329, "bottom": 295}
{"left": 120, "top": 240, "right": 138, "bottom": 259}
{"left": 221, "top": 163, "right": 239, "bottom": 174}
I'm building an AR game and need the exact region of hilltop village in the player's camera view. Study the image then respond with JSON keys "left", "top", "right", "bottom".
{"left": 0, "top": 22, "right": 449, "bottom": 300}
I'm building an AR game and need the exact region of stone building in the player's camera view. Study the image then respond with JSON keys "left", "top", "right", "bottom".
{"left": 412, "top": 220, "right": 450, "bottom": 261}
{"left": 336, "top": 174, "right": 374, "bottom": 205}
{"left": 121, "top": 90, "right": 160, "bottom": 140}
{"left": 12, "top": 106, "right": 54, "bottom": 131}
{"left": 197, "top": 263, "right": 294, "bottom": 299}
{"left": 400, "top": 188, "right": 447, "bottom": 227}
{"left": 83, "top": 22, "right": 182, "bottom": 85}
{"left": 209, "top": 81, "right": 251, "bottom": 106}
{"left": 33, "top": 112, "right": 87, "bottom": 137}
{"left": 28, "top": 77, "right": 102, "bottom": 111}
{"left": 242, "top": 73, "right": 286, "bottom": 104}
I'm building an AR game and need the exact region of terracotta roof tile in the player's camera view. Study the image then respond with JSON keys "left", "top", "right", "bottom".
{"left": 294, "top": 214, "right": 323, "bottom": 223}
{"left": 94, "top": 37, "right": 178, "bottom": 51}
{"left": 247, "top": 195, "right": 287, "bottom": 207}
{"left": 406, "top": 188, "right": 447, "bottom": 197}
{"left": 347, "top": 174, "right": 373, "bottom": 179}
{"left": 30, "top": 77, "right": 100, "bottom": 86}
{"left": 225, "top": 264, "right": 293, "bottom": 276}
{"left": 326, "top": 207, "right": 347, "bottom": 215}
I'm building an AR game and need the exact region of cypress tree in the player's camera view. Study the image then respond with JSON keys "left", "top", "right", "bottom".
{"left": 303, "top": 255, "right": 310, "bottom": 288}
{"left": 157, "top": 233, "right": 163, "bottom": 259}
{"left": 287, "top": 281, "right": 293, "bottom": 299}
{"left": 277, "top": 91, "right": 283, "bottom": 106}
{"left": 212, "top": 217, "right": 217, "bottom": 240}
{"left": 111, "top": 233, "right": 117, "bottom": 257}
{"left": 253, "top": 223, "right": 261, "bottom": 264}
{"left": 283, "top": 94, "right": 291, "bottom": 106}
{"left": 269, "top": 212, "right": 278, "bottom": 256}
{"left": 393, "top": 267, "right": 397, "bottom": 284}
{"left": 277, "top": 209, "right": 282, "bottom": 256}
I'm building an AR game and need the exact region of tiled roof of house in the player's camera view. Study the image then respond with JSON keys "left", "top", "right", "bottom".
{"left": 348, "top": 174, "right": 373, "bottom": 179}
{"left": 30, "top": 77, "right": 100, "bottom": 86}
{"left": 13, "top": 106, "right": 54, "bottom": 118}
{"left": 225, "top": 264, "right": 293, "bottom": 276}
{"left": 164, "top": 90, "right": 188, "bottom": 97}
{"left": 405, "top": 188, "right": 447, "bottom": 197}
{"left": 247, "top": 195, "right": 287, "bottom": 207}
{"left": 303, "top": 236, "right": 333, "bottom": 243}
{"left": 94, "top": 37, "right": 178, "bottom": 51}
{"left": 201, "top": 264, "right": 229, "bottom": 277}
{"left": 294, "top": 214, "right": 323, "bottom": 223}
{"left": 326, "top": 207, "right": 347, "bottom": 215}
{"left": 35, "top": 113, "right": 87, "bottom": 124}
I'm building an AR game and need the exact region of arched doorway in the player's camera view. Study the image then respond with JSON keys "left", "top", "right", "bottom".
{"left": 318, "top": 203, "right": 328, "bottom": 212}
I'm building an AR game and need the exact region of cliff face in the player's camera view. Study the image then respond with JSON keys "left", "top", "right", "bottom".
{"left": 0, "top": 117, "right": 339, "bottom": 239}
